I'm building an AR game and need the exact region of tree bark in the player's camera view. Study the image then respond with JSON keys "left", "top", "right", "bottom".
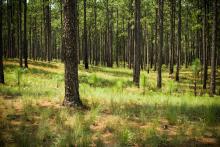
{"left": 157, "top": 0, "right": 163, "bottom": 88}
{"left": 84, "top": 0, "right": 89, "bottom": 69}
{"left": 133, "top": 0, "right": 141, "bottom": 87}
{"left": 175, "top": 0, "right": 181, "bottom": 82}
{"left": 202, "top": 0, "right": 208, "bottom": 89}
{"left": 44, "top": 0, "right": 51, "bottom": 62}
{"left": 19, "top": 0, "right": 23, "bottom": 67}
{"left": 0, "top": 0, "right": 4, "bottom": 84}
{"left": 24, "top": 0, "right": 28, "bottom": 68}
{"left": 169, "top": 0, "right": 175, "bottom": 75}
{"left": 154, "top": 1, "right": 158, "bottom": 71}
{"left": 210, "top": 0, "right": 217, "bottom": 96}
{"left": 63, "top": 0, "right": 82, "bottom": 107}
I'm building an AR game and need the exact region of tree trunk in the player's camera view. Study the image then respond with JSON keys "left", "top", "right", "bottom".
{"left": 157, "top": 0, "right": 163, "bottom": 88}
{"left": 133, "top": 0, "right": 141, "bottom": 87}
{"left": 19, "top": 0, "right": 23, "bottom": 67}
{"left": 84, "top": 0, "right": 89, "bottom": 69}
{"left": 24, "top": 0, "right": 28, "bottom": 68}
{"left": 154, "top": 1, "right": 158, "bottom": 71}
{"left": 202, "top": 0, "right": 208, "bottom": 89}
{"left": 210, "top": 0, "right": 217, "bottom": 96}
{"left": 63, "top": 0, "right": 82, "bottom": 107}
{"left": 44, "top": 0, "right": 51, "bottom": 62}
{"left": 0, "top": 0, "right": 4, "bottom": 84}
{"left": 94, "top": 0, "right": 98, "bottom": 66}
{"left": 175, "top": 0, "right": 181, "bottom": 82}
{"left": 169, "top": 0, "right": 175, "bottom": 75}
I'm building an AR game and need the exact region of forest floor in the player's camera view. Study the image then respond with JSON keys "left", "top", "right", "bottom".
{"left": 0, "top": 59, "right": 220, "bottom": 146}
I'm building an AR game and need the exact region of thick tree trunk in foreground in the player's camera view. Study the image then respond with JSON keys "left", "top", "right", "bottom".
{"left": 0, "top": 0, "right": 4, "bottom": 84}
{"left": 133, "top": 0, "right": 141, "bottom": 87}
{"left": 157, "top": 0, "right": 163, "bottom": 88}
{"left": 210, "top": 0, "right": 217, "bottom": 96}
{"left": 63, "top": 0, "right": 82, "bottom": 107}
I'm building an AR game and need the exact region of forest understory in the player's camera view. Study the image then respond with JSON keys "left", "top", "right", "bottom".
{"left": 0, "top": 60, "right": 220, "bottom": 147}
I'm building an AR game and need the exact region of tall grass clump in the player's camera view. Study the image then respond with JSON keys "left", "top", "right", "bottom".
{"left": 117, "top": 127, "right": 135, "bottom": 146}
{"left": 88, "top": 74, "right": 98, "bottom": 87}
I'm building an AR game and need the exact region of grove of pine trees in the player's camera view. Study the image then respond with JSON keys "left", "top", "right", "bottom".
{"left": 0, "top": 0, "right": 219, "bottom": 101}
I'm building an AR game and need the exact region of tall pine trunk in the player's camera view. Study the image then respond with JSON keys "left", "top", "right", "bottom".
{"left": 175, "top": 0, "right": 181, "bottom": 82}
{"left": 157, "top": 0, "right": 163, "bottom": 88}
{"left": 24, "top": 0, "right": 28, "bottom": 68}
{"left": 84, "top": 0, "right": 89, "bottom": 69}
{"left": 210, "top": 0, "right": 217, "bottom": 96}
{"left": 63, "top": 0, "right": 82, "bottom": 107}
{"left": 0, "top": 0, "right": 4, "bottom": 84}
{"left": 169, "top": 0, "right": 175, "bottom": 75}
{"left": 19, "top": 0, "right": 23, "bottom": 67}
{"left": 133, "top": 0, "right": 141, "bottom": 87}
{"left": 202, "top": 0, "right": 208, "bottom": 89}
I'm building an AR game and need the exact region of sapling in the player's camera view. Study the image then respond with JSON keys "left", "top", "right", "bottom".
{"left": 141, "top": 74, "right": 148, "bottom": 95}
{"left": 191, "top": 59, "right": 201, "bottom": 96}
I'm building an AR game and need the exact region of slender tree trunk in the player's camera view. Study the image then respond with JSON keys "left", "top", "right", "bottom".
{"left": 19, "top": 0, "right": 23, "bottom": 67}
{"left": 24, "top": 0, "right": 28, "bottom": 68}
{"left": 175, "top": 0, "right": 181, "bottom": 82}
{"left": 133, "top": 0, "right": 141, "bottom": 87}
{"left": 63, "top": 0, "right": 82, "bottom": 107}
{"left": 154, "top": 1, "right": 158, "bottom": 71}
{"left": 185, "top": 4, "right": 189, "bottom": 68}
{"left": 44, "top": 0, "right": 51, "bottom": 62}
{"left": 157, "top": 0, "right": 163, "bottom": 88}
{"left": 169, "top": 0, "right": 175, "bottom": 75}
{"left": 94, "top": 0, "right": 98, "bottom": 65}
{"left": 116, "top": 8, "right": 119, "bottom": 67}
{"left": 210, "top": 0, "right": 217, "bottom": 96}
{"left": 60, "top": 0, "right": 64, "bottom": 61}
{"left": 7, "top": 0, "right": 11, "bottom": 58}
{"left": 0, "top": 0, "right": 4, "bottom": 84}
{"left": 83, "top": 0, "right": 89, "bottom": 69}
{"left": 203, "top": 0, "right": 208, "bottom": 89}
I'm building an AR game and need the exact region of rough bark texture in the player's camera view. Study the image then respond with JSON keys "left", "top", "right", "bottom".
{"left": 0, "top": 0, "right": 4, "bottom": 84}
{"left": 210, "top": 0, "right": 217, "bottom": 96}
{"left": 63, "top": 0, "right": 82, "bottom": 107}
{"left": 133, "top": 0, "right": 141, "bottom": 87}
{"left": 157, "top": 0, "right": 163, "bottom": 88}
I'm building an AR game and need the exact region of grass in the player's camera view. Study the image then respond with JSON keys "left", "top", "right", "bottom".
{"left": 0, "top": 59, "right": 220, "bottom": 146}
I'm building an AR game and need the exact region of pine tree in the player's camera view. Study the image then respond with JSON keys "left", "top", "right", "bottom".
{"left": 63, "top": 0, "right": 82, "bottom": 107}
